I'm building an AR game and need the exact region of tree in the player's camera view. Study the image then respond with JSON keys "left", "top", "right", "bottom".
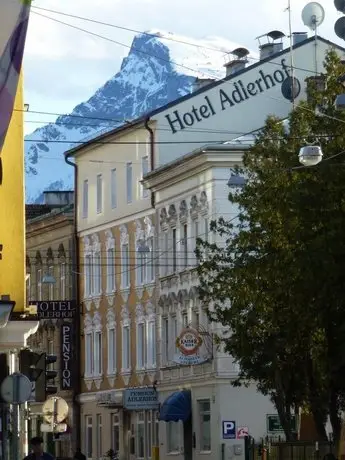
{"left": 197, "top": 49, "right": 345, "bottom": 443}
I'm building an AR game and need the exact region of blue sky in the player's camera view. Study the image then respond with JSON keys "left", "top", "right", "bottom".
{"left": 23, "top": 0, "right": 341, "bottom": 134}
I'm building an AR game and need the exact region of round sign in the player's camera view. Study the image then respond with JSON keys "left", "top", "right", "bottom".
{"left": 0, "top": 373, "right": 32, "bottom": 404}
{"left": 42, "top": 396, "right": 69, "bottom": 423}
{"left": 176, "top": 328, "right": 202, "bottom": 356}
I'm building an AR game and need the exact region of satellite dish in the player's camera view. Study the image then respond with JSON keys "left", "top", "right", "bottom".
{"left": 301, "top": 2, "right": 325, "bottom": 31}
{"left": 335, "top": 16, "right": 345, "bottom": 40}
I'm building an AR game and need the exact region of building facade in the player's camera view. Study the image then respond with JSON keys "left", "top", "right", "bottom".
{"left": 26, "top": 192, "right": 76, "bottom": 457}
{"left": 73, "top": 125, "right": 159, "bottom": 460}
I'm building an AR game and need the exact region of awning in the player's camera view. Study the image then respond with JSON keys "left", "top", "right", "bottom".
{"left": 159, "top": 390, "right": 191, "bottom": 422}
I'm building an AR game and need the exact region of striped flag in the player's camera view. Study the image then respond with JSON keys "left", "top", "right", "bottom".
{"left": 0, "top": 0, "right": 31, "bottom": 151}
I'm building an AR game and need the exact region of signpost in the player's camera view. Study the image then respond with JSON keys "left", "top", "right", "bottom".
{"left": 266, "top": 414, "right": 297, "bottom": 433}
{"left": 1, "top": 373, "right": 32, "bottom": 460}
{"left": 29, "top": 300, "right": 76, "bottom": 319}
{"left": 222, "top": 421, "right": 236, "bottom": 439}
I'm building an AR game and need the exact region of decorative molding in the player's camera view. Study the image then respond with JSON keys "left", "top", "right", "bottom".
{"left": 120, "top": 370, "right": 131, "bottom": 385}
{"left": 106, "top": 294, "right": 115, "bottom": 308}
{"left": 105, "top": 229, "right": 115, "bottom": 250}
{"left": 93, "top": 377, "right": 102, "bottom": 390}
{"left": 120, "top": 225, "right": 129, "bottom": 245}
{"left": 168, "top": 204, "right": 177, "bottom": 226}
{"left": 84, "top": 378, "right": 93, "bottom": 391}
{"left": 199, "top": 191, "right": 209, "bottom": 215}
{"left": 107, "top": 376, "right": 116, "bottom": 387}
{"left": 136, "top": 303, "right": 145, "bottom": 322}
{"left": 160, "top": 208, "right": 168, "bottom": 228}
{"left": 83, "top": 236, "right": 92, "bottom": 255}
{"left": 190, "top": 195, "right": 199, "bottom": 218}
{"left": 136, "top": 370, "right": 145, "bottom": 384}
{"left": 145, "top": 283, "right": 155, "bottom": 298}
{"left": 144, "top": 216, "right": 155, "bottom": 239}
{"left": 135, "top": 220, "right": 145, "bottom": 245}
{"left": 92, "top": 296, "right": 101, "bottom": 310}
{"left": 84, "top": 314, "right": 93, "bottom": 334}
{"left": 146, "top": 370, "right": 157, "bottom": 384}
{"left": 106, "top": 309, "right": 116, "bottom": 329}
{"left": 179, "top": 199, "right": 188, "bottom": 223}
{"left": 146, "top": 302, "right": 155, "bottom": 320}
{"left": 93, "top": 311, "right": 102, "bottom": 331}
{"left": 121, "top": 288, "right": 130, "bottom": 304}
{"left": 121, "top": 304, "right": 130, "bottom": 326}
{"left": 135, "top": 286, "right": 144, "bottom": 299}
{"left": 91, "top": 233, "right": 101, "bottom": 253}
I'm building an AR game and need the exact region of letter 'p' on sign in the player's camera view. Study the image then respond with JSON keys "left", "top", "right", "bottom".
{"left": 222, "top": 421, "right": 236, "bottom": 439}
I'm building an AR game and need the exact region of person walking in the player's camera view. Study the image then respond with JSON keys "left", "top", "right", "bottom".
{"left": 24, "top": 436, "right": 55, "bottom": 460}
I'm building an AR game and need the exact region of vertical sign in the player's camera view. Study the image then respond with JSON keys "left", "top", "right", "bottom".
{"left": 60, "top": 323, "right": 73, "bottom": 390}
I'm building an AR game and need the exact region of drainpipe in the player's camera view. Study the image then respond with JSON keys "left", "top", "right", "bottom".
{"left": 64, "top": 152, "right": 81, "bottom": 452}
{"left": 144, "top": 117, "right": 155, "bottom": 208}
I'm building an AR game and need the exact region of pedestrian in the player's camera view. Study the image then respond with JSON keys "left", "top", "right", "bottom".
{"left": 24, "top": 436, "right": 55, "bottom": 460}
{"left": 73, "top": 448, "right": 86, "bottom": 460}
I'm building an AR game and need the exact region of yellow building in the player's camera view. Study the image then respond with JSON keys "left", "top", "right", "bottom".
{"left": 66, "top": 122, "right": 159, "bottom": 460}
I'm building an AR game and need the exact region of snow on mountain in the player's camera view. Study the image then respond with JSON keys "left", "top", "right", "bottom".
{"left": 25, "top": 31, "right": 249, "bottom": 203}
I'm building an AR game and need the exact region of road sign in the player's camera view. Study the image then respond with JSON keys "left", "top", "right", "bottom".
{"left": 222, "top": 421, "right": 236, "bottom": 439}
{"left": 42, "top": 396, "right": 69, "bottom": 424}
{"left": 237, "top": 426, "right": 249, "bottom": 438}
{"left": 0, "top": 372, "right": 32, "bottom": 404}
{"left": 266, "top": 414, "right": 297, "bottom": 433}
{"left": 41, "top": 423, "right": 67, "bottom": 433}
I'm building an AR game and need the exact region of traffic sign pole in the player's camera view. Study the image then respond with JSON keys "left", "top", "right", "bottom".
{"left": 12, "top": 374, "right": 20, "bottom": 460}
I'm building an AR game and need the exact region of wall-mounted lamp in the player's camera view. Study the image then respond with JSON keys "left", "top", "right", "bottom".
{"left": 24, "top": 103, "right": 30, "bottom": 112}
{"left": 42, "top": 274, "right": 56, "bottom": 284}
{"left": 0, "top": 296, "right": 16, "bottom": 328}
{"left": 227, "top": 173, "right": 246, "bottom": 188}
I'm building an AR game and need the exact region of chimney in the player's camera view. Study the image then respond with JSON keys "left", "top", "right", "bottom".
{"left": 292, "top": 32, "right": 308, "bottom": 46}
{"left": 256, "top": 30, "right": 285, "bottom": 60}
{"left": 43, "top": 191, "right": 74, "bottom": 207}
{"left": 192, "top": 78, "right": 216, "bottom": 92}
{"left": 224, "top": 47, "right": 250, "bottom": 77}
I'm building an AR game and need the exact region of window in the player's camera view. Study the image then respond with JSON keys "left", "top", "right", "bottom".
{"left": 85, "top": 255, "right": 92, "bottom": 297}
{"left": 37, "top": 269, "right": 42, "bottom": 301}
{"left": 141, "top": 156, "right": 149, "bottom": 198}
{"left": 147, "top": 411, "right": 152, "bottom": 459}
{"left": 111, "top": 414, "right": 120, "bottom": 453}
{"left": 199, "top": 400, "right": 211, "bottom": 451}
{"left": 126, "top": 162, "right": 133, "bottom": 204}
{"left": 172, "top": 229, "right": 177, "bottom": 272}
{"left": 163, "top": 318, "right": 169, "bottom": 363}
{"left": 83, "top": 180, "right": 88, "bottom": 218}
{"left": 85, "top": 416, "right": 93, "bottom": 459}
{"left": 106, "top": 248, "right": 115, "bottom": 293}
{"left": 94, "top": 331, "right": 102, "bottom": 376}
{"left": 147, "top": 238, "right": 154, "bottom": 282}
{"left": 137, "top": 411, "right": 145, "bottom": 459}
{"left": 193, "top": 220, "right": 199, "bottom": 264}
{"left": 182, "top": 224, "right": 188, "bottom": 268}
{"left": 60, "top": 262, "right": 66, "bottom": 300}
{"left": 204, "top": 217, "right": 209, "bottom": 242}
{"left": 136, "top": 322, "right": 145, "bottom": 369}
{"left": 108, "top": 328, "right": 116, "bottom": 375}
{"left": 146, "top": 321, "right": 156, "bottom": 368}
{"left": 182, "top": 312, "right": 188, "bottom": 328}
{"left": 48, "top": 265, "right": 54, "bottom": 300}
{"left": 85, "top": 333, "right": 93, "bottom": 377}
{"left": 111, "top": 168, "right": 117, "bottom": 209}
{"left": 93, "top": 252, "right": 101, "bottom": 295}
{"left": 122, "top": 325, "right": 130, "bottom": 370}
{"left": 137, "top": 252, "right": 146, "bottom": 286}
{"left": 172, "top": 316, "right": 178, "bottom": 355}
{"left": 96, "top": 174, "right": 103, "bottom": 214}
{"left": 26, "top": 274, "right": 31, "bottom": 302}
{"left": 167, "top": 421, "right": 182, "bottom": 453}
{"left": 96, "top": 414, "right": 102, "bottom": 459}
{"left": 163, "top": 232, "right": 169, "bottom": 277}
{"left": 121, "top": 244, "right": 129, "bottom": 288}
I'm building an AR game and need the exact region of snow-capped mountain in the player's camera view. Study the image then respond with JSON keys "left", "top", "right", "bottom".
{"left": 25, "top": 31, "right": 247, "bottom": 203}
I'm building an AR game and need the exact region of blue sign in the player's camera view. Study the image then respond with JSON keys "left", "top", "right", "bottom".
{"left": 222, "top": 421, "right": 236, "bottom": 439}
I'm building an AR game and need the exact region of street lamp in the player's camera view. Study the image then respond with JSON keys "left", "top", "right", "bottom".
{"left": 298, "top": 145, "right": 323, "bottom": 166}
{"left": 42, "top": 274, "right": 56, "bottom": 284}
{"left": 0, "top": 297, "right": 15, "bottom": 328}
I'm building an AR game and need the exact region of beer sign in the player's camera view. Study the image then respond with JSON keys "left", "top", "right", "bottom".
{"left": 173, "top": 327, "right": 207, "bottom": 366}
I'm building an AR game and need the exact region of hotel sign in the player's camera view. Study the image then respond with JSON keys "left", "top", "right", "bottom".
{"left": 164, "top": 58, "right": 301, "bottom": 134}
{"left": 60, "top": 323, "right": 73, "bottom": 390}
{"left": 123, "top": 388, "right": 159, "bottom": 411}
{"left": 29, "top": 300, "right": 76, "bottom": 319}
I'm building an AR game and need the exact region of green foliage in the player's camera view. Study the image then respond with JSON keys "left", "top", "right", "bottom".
{"left": 197, "top": 49, "right": 345, "bottom": 442}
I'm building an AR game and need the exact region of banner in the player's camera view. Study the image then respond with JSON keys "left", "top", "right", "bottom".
{"left": 60, "top": 323, "right": 73, "bottom": 390}
{"left": 0, "top": 0, "right": 31, "bottom": 152}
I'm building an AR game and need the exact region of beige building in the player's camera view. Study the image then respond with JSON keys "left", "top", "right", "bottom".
{"left": 67, "top": 122, "right": 159, "bottom": 460}
{"left": 26, "top": 191, "right": 76, "bottom": 458}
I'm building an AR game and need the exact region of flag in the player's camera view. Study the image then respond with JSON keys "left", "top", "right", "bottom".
{"left": 0, "top": 0, "right": 31, "bottom": 151}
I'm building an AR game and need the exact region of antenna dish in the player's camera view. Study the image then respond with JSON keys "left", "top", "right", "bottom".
{"left": 301, "top": 2, "right": 325, "bottom": 31}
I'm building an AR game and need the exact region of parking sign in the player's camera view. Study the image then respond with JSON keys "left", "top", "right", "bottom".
{"left": 222, "top": 421, "right": 236, "bottom": 439}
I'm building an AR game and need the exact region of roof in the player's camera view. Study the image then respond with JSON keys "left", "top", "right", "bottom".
{"left": 64, "top": 35, "right": 345, "bottom": 158}
{"left": 26, "top": 203, "right": 74, "bottom": 223}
